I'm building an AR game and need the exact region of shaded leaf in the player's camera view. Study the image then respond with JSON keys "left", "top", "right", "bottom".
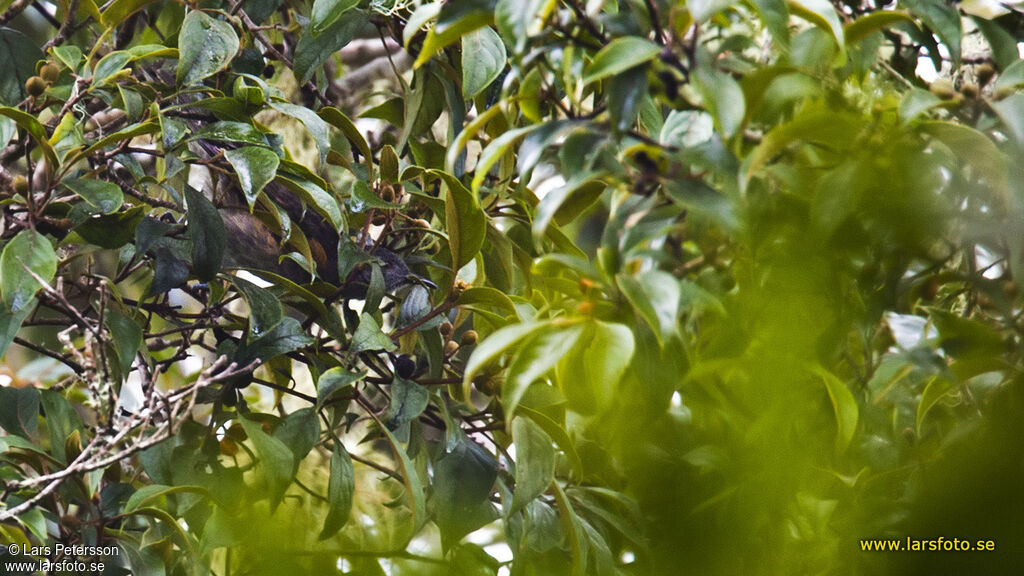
{"left": 616, "top": 271, "right": 680, "bottom": 345}
{"left": 225, "top": 146, "right": 280, "bottom": 208}
{"left": 184, "top": 186, "right": 226, "bottom": 281}
{"left": 0, "top": 386, "right": 39, "bottom": 439}
{"left": 320, "top": 442, "right": 356, "bottom": 539}
{"left": 240, "top": 417, "right": 295, "bottom": 510}
{"left": 433, "top": 436, "right": 499, "bottom": 551}
{"left": 63, "top": 178, "right": 124, "bottom": 213}
{"left": 1, "top": 230, "right": 57, "bottom": 313}
{"left": 0, "top": 28, "right": 43, "bottom": 106}
{"left": 583, "top": 37, "right": 661, "bottom": 85}
{"left": 351, "top": 313, "right": 397, "bottom": 355}
{"left": 177, "top": 10, "right": 239, "bottom": 85}
{"left": 229, "top": 274, "right": 284, "bottom": 339}
{"left": 462, "top": 26, "right": 507, "bottom": 99}
{"left": 510, "top": 416, "right": 555, "bottom": 514}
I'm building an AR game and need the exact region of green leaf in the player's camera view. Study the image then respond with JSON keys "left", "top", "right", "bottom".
{"left": 106, "top": 309, "right": 143, "bottom": 375}
{"left": 607, "top": 66, "right": 648, "bottom": 133}
{"left": 0, "top": 28, "right": 44, "bottom": 106}
{"left": 229, "top": 275, "right": 284, "bottom": 338}
{"left": 504, "top": 326, "right": 585, "bottom": 421}
{"left": 510, "top": 416, "right": 555, "bottom": 514}
{"left": 920, "top": 121, "right": 1006, "bottom": 190}
{"left": 754, "top": 0, "right": 790, "bottom": 46}
{"left": 184, "top": 186, "right": 226, "bottom": 282}
{"left": 616, "top": 271, "right": 680, "bottom": 345}
{"left": 317, "top": 367, "right": 365, "bottom": 407}
{"left": 495, "top": 0, "right": 549, "bottom": 55}
{"left": 433, "top": 169, "right": 486, "bottom": 272}
{"left": 533, "top": 175, "right": 606, "bottom": 245}
{"left": 689, "top": 0, "right": 738, "bottom": 22}
{"left": 990, "top": 93, "right": 1024, "bottom": 151}
{"left": 0, "top": 386, "right": 39, "bottom": 438}
{"left": 235, "top": 316, "right": 314, "bottom": 364}
{"left": 559, "top": 321, "right": 634, "bottom": 415}
{"left": 63, "top": 178, "right": 124, "bottom": 213}
{"left": 899, "top": 88, "right": 942, "bottom": 125}
{"left": 915, "top": 376, "right": 954, "bottom": 435}
{"left": 788, "top": 0, "right": 845, "bottom": 48}
{"left": 40, "top": 390, "right": 83, "bottom": 464}
{"left": 52, "top": 46, "right": 83, "bottom": 71}
{"left": 814, "top": 366, "right": 859, "bottom": 454}
{"left": 319, "top": 106, "right": 372, "bottom": 171}
{"left": 311, "top": 0, "right": 359, "bottom": 35}
{"left": 384, "top": 377, "right": 430, "bottom": 432}
{"left": 101, "top": 0, "right": 161, "bottom": 28}
{"left": 462, "top": 26, "right": 506, "bottom": 99}
{"left": 0, "top": 300, "right": 34, "bottom": 359}
{"left": 192, "top": 121, "right": 269, "bottom": 146}
{"left": 1, "top": 230, "right": 57, "bottom": 313}
{"left": 240, "top": 417, "right": 295, "bottom": 510}
{"left": 456, "top": 287, "right": 518, "bottom": 316}
{"left": 583, "top": 37, "right": 662, "bottom": 85}
{"left": 378, "top": 423, "right": 426, "bottom": 540}
{"left": 225, "top": 146, "right": 279, "bottom": 208}
{"left": 379, "top": 144, "right": 400, "bottom": 183}
{"left": 350, "top": 313, "right": 397, "bottom": 355}
{"left": 462, "top": 320, "right": 554, "bottom": 400}
{"left": 695, "top": 68, "right": 745, "bottom": 138}
{"left": 973, "top": 16, "right": 1018, "bottom": 70}
{"left": 470, "top": 125, "right": 537, "bottom": 192}
{"left": 0, "top": 107, "right": 58, "bottom": 169}
{"left": 433, "top": 436, "right": 499, "bottom": 551}
{"left": 74, "top": 205, "right": 146, "bottom": 249}
{"left": 551, "top": 482, "right": 588, "bottom": 576}
{"left": 270, "top": 102, "right": 331, "bottom": 166}
{"left": 176, "top": 10, "right": 240, "bottom": 85}
{"left": 844, "top": 10, "right": 913, "bottom": 45}
{"left": 996, "top": 59, "right": 1024, "bottom": 92}
{"left": 902, "top": 0, "right": 961, "bottom": 65}
{"left": 294, "top": 9, "right": 366, "bottom": 84}
{"left": 320, "top": 442, "right": 356, "bottom": 539}
{"left": 92, "top": 51, "right": 132, "bottom": 86}
{"left": 273, "top": 407, "right": 320, "bottom": 466}
{"left": 123, "top": 484, "right": 211, "bottom": 513}
{"left": 414, "top": 0, "right": 496, "bottom": 68}
{"left": 275, "top": 175, "right": 345, "bottom": 232}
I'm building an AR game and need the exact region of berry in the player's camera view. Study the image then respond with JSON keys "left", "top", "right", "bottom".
{"left": 40, "top": 63, "right": 60, "bottom": 83}
{"left": 25, "top": 76, "right": 46, "bottom": 97}
{"left": 395, "top": 354, "right": 416, "bottom": 379}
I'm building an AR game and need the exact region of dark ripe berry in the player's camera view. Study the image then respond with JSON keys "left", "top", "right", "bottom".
{"left": 395, "top": 354, "right": 416, "bottom": 379}
{"left": 440, "top": 321, "right": 453, "bottom": 338}
{"left": 263, "top": 64, "right": 275, "bottom": 78}
{"left": 40, "top": 63, "right": 60, "bottom": 83}
{"left": 25, "top": 76, "right": 46, "bottom": 97}
{"left": 381, "top": 183, "right": 396, "bottom": 202}
{"left": 460, "top": 330, "right": 478, "bottom": 346}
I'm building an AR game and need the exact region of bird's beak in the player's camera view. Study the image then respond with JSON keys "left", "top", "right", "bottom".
{"left": 409, "top": 275, "right": 438, "bottom": 290}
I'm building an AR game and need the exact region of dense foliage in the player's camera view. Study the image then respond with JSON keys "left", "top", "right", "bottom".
{"left": 2, "top": 0, "right": 1024, "bottom": 574}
